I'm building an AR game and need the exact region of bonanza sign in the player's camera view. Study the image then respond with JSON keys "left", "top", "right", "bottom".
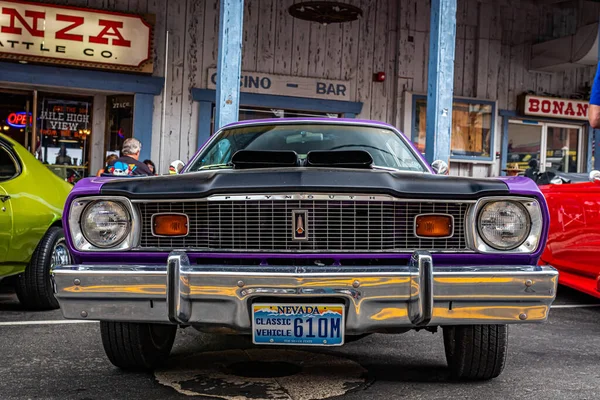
{"left": 519, "top": 94, "right": 589, "bottom": 121}
{"left": 0, "top": 0, "right": 153, "bottom": 72}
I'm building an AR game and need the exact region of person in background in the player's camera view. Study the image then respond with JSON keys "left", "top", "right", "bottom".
{"left": 502, "top": 163, "right": 524, "bottom": 177}
{"left": 169, "top": 160, "right": 185, "bottom": 175}
{"left": 143, "top": 159, "right": 157, "bottom": 175}
{"left": 524, "top": 159, "right": 539, "bottom": 180}
{"left": 96, "top": 154, "right": 118, "bottom": 177}
{"left": 55, "top": 144, "right": 72, "bottom": 165}
{"left": 107, "top": 138, "right": 153, "bottom": 176}
{"left": 590, "top": 66, "right": 600, "bottom": 128}
{"left": 34, "top": 135, "right": 42, "bottom": 160}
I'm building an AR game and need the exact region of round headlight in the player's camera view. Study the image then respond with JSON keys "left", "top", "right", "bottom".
{"left": 81, "top": 201, "right": 131, "bottom": 248}
{"left": 477, "top": 201, "right": 531, "bottom": 250}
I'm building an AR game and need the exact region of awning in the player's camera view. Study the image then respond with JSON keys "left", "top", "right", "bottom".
{"left": 530, "top": 23, "right": 598, "bottom": 72}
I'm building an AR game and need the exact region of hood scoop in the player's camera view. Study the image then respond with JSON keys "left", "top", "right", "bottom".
{"left": 231, "top": 149, "right": 374, "bottom": 169}
{"left": 231, "top": 150, "right": 298, "bottom": 169}
{"left": 306, "top": 150, "right": 373, "bottom": 169}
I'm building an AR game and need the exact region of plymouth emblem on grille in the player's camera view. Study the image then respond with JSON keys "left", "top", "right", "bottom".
{"left": 292, "top": 210, "right": 308, "bottom": 241}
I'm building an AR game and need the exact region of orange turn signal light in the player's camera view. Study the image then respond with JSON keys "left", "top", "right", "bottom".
{"left": 152, "top": 214, "right": 189, "bottom": 237}
{"left": 415, "top": 214, "right": 453, "bottom": 238}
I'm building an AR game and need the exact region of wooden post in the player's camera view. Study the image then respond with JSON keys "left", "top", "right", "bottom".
{"left": 90, "top": 94, "right": 106, "bottom": 175}
{"left": 594, "top": 130, "right": 600, "bottom": 172}
{"left": 31, "top": 90, "right": 37, "bottom": 155}
{"left": 425, "top": 0, "right": 457, "bottom": 165}
{"left": 215, "top": 0, "right": 244, "bottom": 130}
{"left": 594, "top": 18, "right": 600, "bottom": 172}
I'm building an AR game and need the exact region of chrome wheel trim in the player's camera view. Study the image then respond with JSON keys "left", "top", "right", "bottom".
{"left": 51, "top": 239, "right": 71, "bottom": 269}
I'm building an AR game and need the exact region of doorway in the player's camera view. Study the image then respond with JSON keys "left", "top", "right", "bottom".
{"left": 105, "top": 95, "right": 134, "bottom": 159}
{"left": 506, "top": 120, "right": 584, "bottom": 174}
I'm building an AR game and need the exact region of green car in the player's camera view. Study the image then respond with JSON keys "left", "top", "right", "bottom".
{"left": 0, "top": 133, "right": 72, "bottom": 310}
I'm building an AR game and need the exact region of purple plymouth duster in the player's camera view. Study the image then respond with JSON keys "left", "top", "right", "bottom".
{"left": 51, "top": 119, "right": 557, "bottom": 380}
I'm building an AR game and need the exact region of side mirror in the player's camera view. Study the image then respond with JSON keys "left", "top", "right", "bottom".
{"left": 589, "top": 170, "right": 600, "bottom": 183}
{"left": 431, "top": 160, "right": 449, "bottom": 175}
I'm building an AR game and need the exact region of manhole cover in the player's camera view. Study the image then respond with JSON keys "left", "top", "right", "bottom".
{"left": 155, "top": 348, "right": 367, "bottom": 399}
{"left": 227, "top": 361, "right": 303, "bottom": 378}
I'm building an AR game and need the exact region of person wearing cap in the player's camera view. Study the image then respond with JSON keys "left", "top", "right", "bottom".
{"left": 502, "top": 163, "right": 524, "bottom": 177}
{"left": 107, "top": 138, "right": 153, "bottom": 176}
{"left": 169, "top": 160, "right": 185, "bottom": 175}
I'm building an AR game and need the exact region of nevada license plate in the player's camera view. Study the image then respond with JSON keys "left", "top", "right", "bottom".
{"left": 252, "top": 303, "right": 345, "bottom": 346}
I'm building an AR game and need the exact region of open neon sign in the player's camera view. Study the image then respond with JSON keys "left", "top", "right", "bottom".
{"left": 7, "top": 112, "right": 33, "bottom": 128}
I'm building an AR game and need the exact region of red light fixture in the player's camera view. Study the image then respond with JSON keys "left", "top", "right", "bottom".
{"left": 374, "top": 72, "right": 386, "bottom": 82}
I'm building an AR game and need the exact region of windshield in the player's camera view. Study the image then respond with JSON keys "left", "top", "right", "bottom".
{"left": 187, "top": 123, "right": 427, "bottom": 172}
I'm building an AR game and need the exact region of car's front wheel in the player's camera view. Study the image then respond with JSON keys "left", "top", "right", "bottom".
{"left": 100, "top": 321, "right": 177, "bottom": 370}
{"left": 443, "top": 324, "right": 508, "bottom": 380}
{"left": 16, "top": 226, "right": 71, "bottom": 310}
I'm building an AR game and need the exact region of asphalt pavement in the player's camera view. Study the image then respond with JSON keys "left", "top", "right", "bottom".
{"left": 1, "top": 282, "right": 600, "bottom": 400}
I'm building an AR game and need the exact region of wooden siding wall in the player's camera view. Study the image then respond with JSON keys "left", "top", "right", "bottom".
{"left": 158, "top": 0, "right": 401, "bottom": 172}
{"left": 26, "top": 0, "right": 600, "bottom": 175}
{"left": 447, "top": 0, "right": 599, "bottom": 177}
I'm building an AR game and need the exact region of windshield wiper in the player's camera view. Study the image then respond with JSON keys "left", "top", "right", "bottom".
{"left": 371, "top": 165, "right": 401, "bottom": 172}
{"left": 196, "top": 163, "right": 232, "bottom": 171}
{"left": 329, "top": 144, "right": 395, "bottom": 157}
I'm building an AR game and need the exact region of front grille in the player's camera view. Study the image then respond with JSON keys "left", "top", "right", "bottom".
{"left": 135, "top": 196, "right": 471, "bottom": 252}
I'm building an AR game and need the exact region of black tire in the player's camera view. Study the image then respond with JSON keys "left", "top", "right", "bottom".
{"left": 443, "top": 325, "right": 508, "bottom": 380}
{"left": 16, "top": 226, "right": 70, "bottom": 310}
{"left": 100, "top": 321, "right": 177, "bottom": 370}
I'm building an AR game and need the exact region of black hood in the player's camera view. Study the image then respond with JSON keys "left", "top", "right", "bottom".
{"left": 99, "top": 168, "right": 509, "bottom": 200}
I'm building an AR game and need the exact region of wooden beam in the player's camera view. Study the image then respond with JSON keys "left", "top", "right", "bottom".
{"left": 425, "top": 0, "right": 457, "bottom": 165}
{"left": 535, "top": 0, "right": 571, "bottom": 5}
{"left": 215, "top": 0, "right": 244, "bottom": 130}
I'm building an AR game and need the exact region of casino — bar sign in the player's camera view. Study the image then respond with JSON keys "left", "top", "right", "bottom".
{"left": 518, "top": 94, "right": 589, "bottom": 121}
{"left": 0, "top": 0, "right": 153, "bottom": 72}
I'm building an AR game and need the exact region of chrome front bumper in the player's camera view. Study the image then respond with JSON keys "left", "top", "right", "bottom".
{"left": 51, "top": 251, "right": 558, "bottom": 334}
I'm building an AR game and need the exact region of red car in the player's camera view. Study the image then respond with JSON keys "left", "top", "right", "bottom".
{"left": 537, "top": 170, "right": 600, "bottom": 298}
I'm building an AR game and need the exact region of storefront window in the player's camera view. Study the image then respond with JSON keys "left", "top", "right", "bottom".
{"left": 506, "top": 121, "right": 583, "bottom": 175}
{"left": 413, "top": 96, "right": 494, "bottom": 160}
{"left": 545, "top": 126, "right": 579, "bottom": 173}
{"left": 105, "top": 95, "right": 134, "bottom": 158}
{"left": 507, "top": 123, "right": 542, "bottom": 172}
{"left": 37, "top": 93, "right": 93, "bottom": 183}
{"left": 0, "top": 91, "right": 33, "bottom": 149}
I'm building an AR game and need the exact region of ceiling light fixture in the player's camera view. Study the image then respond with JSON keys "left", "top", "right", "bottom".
{"left": 288, "top": 1, "right": 363, "bottom": 25}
